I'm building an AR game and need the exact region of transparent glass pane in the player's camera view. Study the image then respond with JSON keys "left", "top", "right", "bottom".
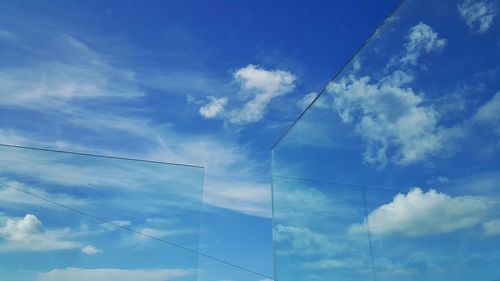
{"left": 198, "top": 255, "right": 273, "bottom": 281}
{"left": 273, "top": 0, "right": 500, "bottom": 188}
{"left": 364, "top": 187, "right": 500, "bottom": 281}
{"left": 273, "top": 176, "right": 373, "bottom": 281}
{"left": 273, "top": 0, "right": 500, "bottom": 280}
{"left": 0, "top": 144, "right": 204, "bottom": 280}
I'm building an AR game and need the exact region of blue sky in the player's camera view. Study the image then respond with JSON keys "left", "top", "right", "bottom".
{"left": 273, "top": 0, "right": 500, "bottom": 280}
{"left": 0, "top": 1, "right": 402, "bottom": 280}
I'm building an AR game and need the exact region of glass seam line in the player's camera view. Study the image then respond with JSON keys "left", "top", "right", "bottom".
{"left": 362, "top": 187, "right": 377, "bottom": 281}
{"left": 272, "top": 174, "right": 500, "bottom": 204}
{"left": 270, "top": 0, "right": 408, "bottom": 150}
{"left": 0, "top": 182, "right": 273, "bottom": 280}
{"left": 0, "top": 143, "right": 204, "bottom": 169}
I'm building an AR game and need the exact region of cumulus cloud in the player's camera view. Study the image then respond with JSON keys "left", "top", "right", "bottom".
{"left": 401, "top": 23, "right": 446, "bottom": 65}
{"left": 221, "top": 64, "right": 295, "bottom": 124}
{"left": 197, "top": 65, "right": 296, "bottom": 124}
{"left": 325, "top": 22, "right": 455, "bottom": 168}
{"left": 81, "top": 245, "right": 102, "bottom": 255}
{"left": 458, "top": 0, "right": 497, "bottom": 33}
{"left": 483, "top": 218, "right": 500, "bottom": 235}
{"left": 349, "top": 188, "right": 490, "bottom": 237}
{"left": 229, "top": 64, "right": 295, "bottom": 124}
{"left": 36, "top": 267, "right": 195, "bottom": 281}
{"left": 0, "top": 214, "right": 79, "bottom": 251}
{"left": 198, "top": 96, "right": 228, "bottom": 119}
{"left": 327, "top": 71, "right": 448, "bottom": 167}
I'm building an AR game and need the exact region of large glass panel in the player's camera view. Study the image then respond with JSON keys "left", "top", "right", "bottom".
{"left": 0, "top": 144, "right": 204, "bottom": 280}
{"left": 197, "top": 255, "right": 274, "bottom": 281}
{"left": 273, "top": 0, "right": 500, "bottom": 280}
{"left": 273, "top": 176, "right": 373, "bottom": 281}
{"left": 363, "top": 187, "right": 500, "bottom": 281}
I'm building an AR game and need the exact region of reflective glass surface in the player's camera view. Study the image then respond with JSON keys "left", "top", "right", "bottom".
{"left": 0, "top": 144, "right": 204, "bottom": 281}
{"left": 272, "top": 0, "right": 500, "bottom": 280}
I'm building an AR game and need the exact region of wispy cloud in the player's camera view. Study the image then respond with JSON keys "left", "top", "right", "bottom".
{"left": 0, "top": 28, "right": 14, "bottom": 40}
{"left": 296, "top": 92, "right": 319, "bottom": 110}
{"left": 458, "top": 0, "right": 497, "bottom": 33}
{"left": 299, "top": 258, "right": 348, "bottom": 270}
{"left": 274, "top": 224, "right": 344, "bottom": 256}
{"left": 36, "top": 267, "right": 195, "bottom": 281}
{"left": 0, "top": 180, "right": 87, "bottom": 209}
{"left": 0, "top": 11, "right": 273, "bottom": 221}
{"left": 0, "top": 36, "right": 142, "bottom": 110}
{"left": 483, "top": 218, "right": 500, "bottom": 235}
{"left": 202, "top": 180, "right": 271, "bottom": 218}
{"left": 473, "top": 91, "right": 500, "bottom": 136}
{"left": 150, "top": 136, "right": 272, "bottom": 217}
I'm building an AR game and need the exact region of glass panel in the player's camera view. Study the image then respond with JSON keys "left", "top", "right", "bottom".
{"left": 273, "top": 0, "right": 500, "bottom": 188}
{"left": 0, "top": 144, "right": 204, "bottom": 280}
{"left": 273, "top": 176, "right": 373, "bottom": 281}
{"left": 197, "top": 255, "right": 273, "bottom": 281}
{"left": 273, "top": 0, "right": 500, "bottom": 280}
{"left": 364, "top": 187, "right": 500, "bottom": 281}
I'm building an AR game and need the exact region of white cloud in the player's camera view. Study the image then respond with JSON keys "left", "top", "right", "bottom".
{"left": 324, "top": 23, "right": 455, "bottom": 168}
{"left": 401, "top": 23, "right": 446, "bottom": 65}
{"left": 483, "top": 218, "right": 500, "bottom": 235}
{"left": 327, "top": 71, "right": 448, "bottom": 167}
{"left": 274, "top": 224, "right": 342, "bottom": 256}
{"left": 272, "top": 184, "right": 335, "bottom": 222}
{"left": 300, "top": 259, "right": 347, "bottom": 270}
{"left": 458, "top": 0, "right": 497, "bottom": 33}
{"left": 471, "top": 92, "right": 500, "bottom": 138}
{"left": 228, "top": 64, "right": 296, "bottom": 124}
{"left": 0, "top": 214, "right": 79, "bottom": 251}
{"left": 0, "top": 31, "right": 271, "bottom": 220}
{"left": 199, "top": 96, "right": 228, "bottom": 119}
{"left": 349, "top": 188, "right": 490, "bottom": 237}
{"left": 195, "top": 64, "right": 296, "bottom": 124}
{"left": 0, "top": 29, "right": 12, "bottom": 39}
{"left": 0, "top": 39, "right": 141, "bottom": 110}
{"left": 36, "top": 267, "right": 195, "bottom": 281}
{"left": 110, "top": 220, "right": 131, "bottom": 227}
{"left": 202, "top": 180, "right": 271, "bottom": 218}
{"left": 81, "top": 245, "right": 102, "bottom": 255}
{"left": 0, "top": 180, "right": 86, "bottom": 209}
{"left": 297, "top": 92, "right": 319, "bottom": 110}
{"left": 151, "top": 136, "right": 272, "bottom": 218}
{"left": 0, "top": 129, "right": 37, "bottom": 147}
{"left": 473, "top": 91, "right": 500, "bottom": 124}
{"left": 139, "top": 227, "right": 191, "bottom": 238}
